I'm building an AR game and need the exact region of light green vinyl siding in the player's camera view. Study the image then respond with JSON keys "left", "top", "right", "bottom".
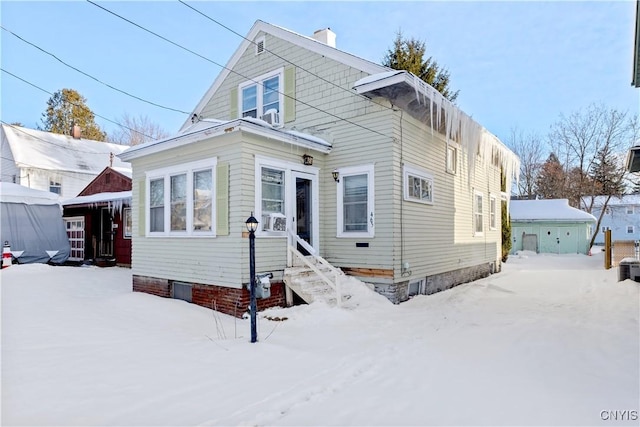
{"left": 216, "top": 163, "right": 229, "bottom": 235}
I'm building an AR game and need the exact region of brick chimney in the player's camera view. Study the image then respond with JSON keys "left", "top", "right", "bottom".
{"left": 71, "top": 124, "right": 82, "bottom": 139}
{"left": 312, "top": 28, "right": 336, "bottom": 48}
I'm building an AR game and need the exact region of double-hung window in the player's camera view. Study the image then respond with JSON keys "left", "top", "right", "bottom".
{"left": 474, "top": 191, "right": 484, "bottom": 235}
{"left": 146, "top": 158, "right": 216, "bottom": 236}
{"left": 49, "top": 178, "right": 62, "bottom": 195}
{"left": 446, "top": 144, "right": 458, "bottom": 174}
{"left": 337, "top": 165, "right": 375, "bottom": 238}
{"left": 239, "top": 69, "right": 283, "bottom": 125}
{"left": 489, "top": 195, "right": 497, "bottom": 230}
{"left": 403, "top": 164, "right": 433, "bottom": 204}
{"left": 260, "top": 166, "right": 286, "bottom": 232}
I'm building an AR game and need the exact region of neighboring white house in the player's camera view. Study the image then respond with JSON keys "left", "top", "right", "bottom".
{"left": 1, "top": 124, "right": 130, "bottom": 198}
{"left": 119, "top": 21, "right": 520, "bottom": 315}
{"left": 510, "top": 199, "right": 596, "bottom": 255}
{"left": 585, "top": 195, "right": 640, "bottom": 244}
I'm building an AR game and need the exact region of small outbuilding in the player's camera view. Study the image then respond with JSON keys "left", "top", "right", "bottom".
{"left": 0, "top": 182, "right": 70, "bottom": 264}
{"left": 510, "top": 199, "right": 596, "bottom": 255}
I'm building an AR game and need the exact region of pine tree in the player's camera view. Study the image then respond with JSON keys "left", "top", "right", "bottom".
{"left": 535, "top": 153, "right": 565, "bottom": 199}
{"left": 40, "top": 88, "right": 106, "bottom": 141}
{"left": 383, "top": 31, "right": 459, "bottom": 102}
{"left": 501, "top": 169, "right": 512, "bottom": 262}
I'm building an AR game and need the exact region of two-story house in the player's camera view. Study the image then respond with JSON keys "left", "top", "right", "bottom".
{"left": 118, "top": 21, "right": 520, "bottom": 315}
{"left": 587, "top": 195, "right": 640, "bottom": 244}
{"left": 1, "top": 124, "right": 130, "bottom": 198}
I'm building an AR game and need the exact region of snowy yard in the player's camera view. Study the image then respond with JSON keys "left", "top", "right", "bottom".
{"left": 1, "top": 252, "right": 638, "bottom": 426}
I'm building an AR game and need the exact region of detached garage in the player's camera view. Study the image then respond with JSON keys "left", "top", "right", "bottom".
{"left": 510, "top": 199, "right": 596, "bottom": 255}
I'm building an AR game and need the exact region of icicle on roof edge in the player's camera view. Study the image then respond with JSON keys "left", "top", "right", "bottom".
{"left": 411, "top": 75, "right": 520, "bottom": 196}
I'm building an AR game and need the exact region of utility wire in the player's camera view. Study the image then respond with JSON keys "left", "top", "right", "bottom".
{"left": 85, "top": 0, "right": 392, "bottom": 141}
{"left": 1, "top": 68, "right": 153, "bottom": 139}
{"left": 1, "top": 25, "right": 191, "bottom": 115}
{"left": 177, "top": 0, "right": 394, "bottom": 112}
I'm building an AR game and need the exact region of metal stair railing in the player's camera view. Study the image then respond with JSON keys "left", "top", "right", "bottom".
{"left": 287, "top": 231, "right": 343, "bottom": 307}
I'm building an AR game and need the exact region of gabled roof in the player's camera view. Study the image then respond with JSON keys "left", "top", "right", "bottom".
{"left": 510, "top": 199, "right": 596, "bottom": 222}
{"left": 119, "top": 117, "right": 331, "bottom": 162}
{"left": 1, "top": 124, "right": 131, "bottom": 175}
{"left": 180, "top": 20, "right": 388, "bottom": 132}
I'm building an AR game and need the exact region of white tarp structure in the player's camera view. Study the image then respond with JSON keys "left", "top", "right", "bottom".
{"left": 0, "top": 182, "right": 70, "bottom": 264}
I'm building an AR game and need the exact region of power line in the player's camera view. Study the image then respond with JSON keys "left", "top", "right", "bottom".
{"left": 85, "top": 0, "right": 392, "bottom": 141}
{"left": 1, "top": 25, "right": 191, "bottom": 115}
{"left": 1, "top": 68, "right": 153, "bottom": 139}
{"left": 177, "top": 0, "right": 394, "bottom": 112}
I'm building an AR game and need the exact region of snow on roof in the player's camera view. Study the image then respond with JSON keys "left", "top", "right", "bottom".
{"left": 62, "top": 191, "right": 132, "bottom": 207}
{"left": 353, "top": 71, "right": 520, "bottom": 196}
{"left": 510, "top": 199, "right": 596, "bottom": 222}
{"left": 0, "top": 182, "right": 61, "bottom": 205}
{"left": 1, "top": 124, "right": 131, "bottom": 175}
{"left": 120, "top": 118, "right": 331, "bottom": 161}
{"left": 583, "top": 194, "right": 640, "bottom": 207}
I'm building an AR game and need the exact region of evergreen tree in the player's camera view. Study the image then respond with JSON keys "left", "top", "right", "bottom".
{"left": 383, "top": 31, "right": 459, "bottom": 102}
{"left": 589, "top": 147, "right": 625, "bottom": 196}
{"left": 535, "top": 153, "right": 565, "bottom": 199}
{"left": 40, "top": 88, "right": 106, "bottom": 141}
{"left": 501, "top": 169, "right": 512, "bottom": 262}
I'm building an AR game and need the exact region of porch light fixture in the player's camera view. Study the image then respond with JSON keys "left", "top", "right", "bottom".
{"left": 245, "top": 212, "right": 259, "bottom": 343}
{"left": 302, "top": 154, "right": 313, "bottom": 166}
{"left": 332, "top": 169, "right": 340, "bottom": 183}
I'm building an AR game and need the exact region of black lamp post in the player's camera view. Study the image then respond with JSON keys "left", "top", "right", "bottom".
{"left": 245, "top": 213, "right": 259, "bottom": 343}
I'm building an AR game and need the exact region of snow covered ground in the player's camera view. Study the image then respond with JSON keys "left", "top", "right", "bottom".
{"left": 1, "top": 251, "right": 638, "bottom": 426}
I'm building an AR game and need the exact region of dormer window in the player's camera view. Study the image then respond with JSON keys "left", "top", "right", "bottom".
{"left": 238, "top": 69, "right": 283, "bottom": 126}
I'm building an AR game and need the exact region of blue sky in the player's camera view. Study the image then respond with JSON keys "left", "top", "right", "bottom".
{"left": 1, "top": 1, "right": 638, "bottom": 145}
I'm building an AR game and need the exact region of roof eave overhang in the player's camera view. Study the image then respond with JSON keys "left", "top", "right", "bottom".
{"left": 119, "top": 120, "right": 331, "bottom": 162}
{"left": 626, "top": 146, "right": 640, "bottom": 172}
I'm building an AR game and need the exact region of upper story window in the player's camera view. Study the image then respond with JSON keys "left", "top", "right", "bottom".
{"left": 49, "top": 179, "right": 61, "bottom": 195}
{"left": 146, "top": 158, "right": 217, "bottom": 237}
{"left": 446, "top": 144, "right": 458, "bottom": 174}
{"left": 474, "top": 191, "right": 484, "bottom": 236}
{"left": 605, "top": 207, "right": 611, "bottom": 215}
{"left": 489, "top": 195, "right": 497, "bottom": 230}
{"left": 239, "top": 69, "right": 283, "bottom": 126}
{"left": 337, "top": 164, "right": 375, "bottom": 238}
{"left": 403, "top": 164, "right": 433, "bottom": 204}
{"left": 628, "top": 225, "right": 635, "bottom": 234}
{"left": 627, "top": 206, "right": 634, "bottom": 214}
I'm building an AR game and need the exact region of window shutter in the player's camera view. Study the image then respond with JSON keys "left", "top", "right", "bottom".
{"left": 283, "top": 66, "right": 296, "bottom": 123}
{"left": 230, "top": 88, "right": 238, "bottom": 120}
{"left": 138, "top": 179, "right": 146, "bottom": 236}
{"left": 216, "top": 163, "right": 229, "bottom": 235}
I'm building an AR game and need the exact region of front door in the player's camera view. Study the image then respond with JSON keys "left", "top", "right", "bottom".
{"left": 291, "top": 171, "right": 318, "bottom": 254}
{"left": 99, "top": 208, "right": 114, "bottom": 257}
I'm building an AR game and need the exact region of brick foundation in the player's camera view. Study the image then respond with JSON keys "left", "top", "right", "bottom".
{"left": 132, "top": 275, "right": 285, "bottom": 317}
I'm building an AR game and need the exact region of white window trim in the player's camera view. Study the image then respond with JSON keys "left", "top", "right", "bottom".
{"left": 238, "top": 68, "right": 284, "bottom": 124}
{"left": 403, "top": 164, "right": 434, "bottom": 205}
{"left": 254, "top": 156, "right": 319, "bottom": 239}
{"left": 489, "top": 195, "right": 497, "bottom": 230}
{"left": 474, "top": 190, "right": 484, "bottom": 236}
{"left": 446, "top": 143, "right": 458, "bottom": 175}
{"left": 337, "top": 164, "right": 375, "bottom": 238}
{"left": 123, "top": 208, "right": 132, "bottom": 239}
{"left": 628, "top": 225, "right": 635, "bottom": 234}
{"left": 145, "top": 158, "right": 217, "bottom": 237}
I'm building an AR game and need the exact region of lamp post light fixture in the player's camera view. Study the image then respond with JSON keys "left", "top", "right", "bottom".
{"left": 302, "top": 154, "right": 313, "bottom": 166}
{"left": 245, "top": 213, "right": 259, "bottom": 343}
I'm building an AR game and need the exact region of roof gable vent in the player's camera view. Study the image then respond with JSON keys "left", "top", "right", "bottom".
{"left": 255, "top": 36, "right": 265, "bottom": 55}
